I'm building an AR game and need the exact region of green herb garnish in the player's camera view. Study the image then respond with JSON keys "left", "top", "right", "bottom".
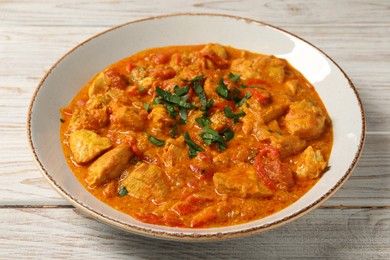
{"left": 221, "top": 128, "right": 234, "bottom": 141}
{"left": 184, "top": 132, "right": 205, "bottom": 158}
{"left": 235, "top": 92, "right": 252, "bottom": 107}
{"left": 189, "top": 74, "right": 205, "bottom": 82}
{"left": 118, "top": 186, "right": 128, "bottom": 197}
{"left": 171, "top": 124, "right": 178, "bottom": 138}
{"left": 155, "top": 87, "right": 197, "bottom": 109}
{"left": 174, "top": 85, "right": 190, "bottom": 96}
{"left": 199, "top": 126, "right": 227, "bottom": 151}
{"left": 179, "top": 107, "right": 188, "bottom": 124}
{"left": 216, "top": 78, "right": 230, "bottom": 100}
{"left": 148, "top": 135, "right": 165, "bottom": 147}
{"left": 229, "top": 72, "right": 240, "bottom": 82}
{"left": 193, "top": 79, "right": 208, "bottom": 111}
{"left": 223, "top": 107, "right": 245, "bottom": 123}
{"left": 143, "top": 102, "right": 150, "bottom": 112}
{"left": 60, "top": 119, "right": 65, "bottom": 123}
{"left": 195, "top": 114, "right": 212, "bottom": 127}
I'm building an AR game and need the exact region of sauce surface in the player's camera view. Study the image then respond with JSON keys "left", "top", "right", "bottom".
{"left": 60, "top": 44, "right": 333, "bottom": 228}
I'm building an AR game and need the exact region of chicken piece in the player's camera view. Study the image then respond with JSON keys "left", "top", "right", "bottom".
{"left": 230, "top": 58, "right": 261, "bottom": 80}
{"left": 120, "top": 163, "right": 169, "bottom": 203}
{"left": 110, "top": 103, "right": 145, "bottom": 131}
{"left": 147, "top": 104, "right": 175, "bottom": 138}
{"left": 210, "top": 111, "right": 232, "bottom": 132}
{"left": 285, "top": 99, "right": 326, "bottom": 140}
{"left": 231, "top": 55, "right": 284, "bottom": 82}
{"left": 213, "top": 165, "right": 274, "bottom": 198}
{"left": 267, "top": 120, "right": 281, "bottom": 132}
{"left": 203, "top": 78, "right": 220, "bottom": 101}
{"left": 284, "top": 79, "right": 298, "bottom": 96}
{"left": 88, "top": 72, "right": 110, "bottom": 97}
{"left": 161, "top": 136, "right": 188, "bottom": 167}
{"left": 295, "top": 146, "right": 327, "bottom": 180}
{"left": 86, "top": 145, "right": 133, "bottom": 187}
{"left": 190, "top": 202, "right": 228, "bottom": 228}
{"left": 269, "top": 134, "right": 307, "bottom": 159}
{"left": 262, "top": 94, "right": 291, "bottom": 123}
{"left": 265, "top": 57, "right": 286, "bottom": 84}
{"left": 69, "top": 129, "right": 112, "bottom": 164}
{"left": 241, "top": 99, "right": 266, "bottom": 136}
{"left": 86, "top": 93, "right": 110, "bottom": 110}
{"left": 201, "top": 43, "right": 229, "bottom": 68}
{"left": 68, "top": 107, "right": 109, "bottom": 132}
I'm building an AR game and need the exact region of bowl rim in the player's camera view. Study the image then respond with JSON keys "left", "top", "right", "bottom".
{"left": 27, "top": 13, "right": 366, "bottom": 241}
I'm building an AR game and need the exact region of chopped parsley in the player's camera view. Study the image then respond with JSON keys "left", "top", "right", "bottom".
{"left": 179, "top": 107, "right": 188, "bottom": 124}
{"left": 199, "top": 126, "right": 227, "bottom": 151}
{"left": 223, "top": 107, "right": 245, "bottom": 123}
{"left": 216, "top": 78, "right": 230, "bottom": 100}
{"left": 143, "top": 102, "right": 150, "bottom": 112}
{"left": 183, "top": 132, "right": 205, "bottom": 158}
{"left": 235, "top": 92, "right": 252, "bottom": 107}
{"left": 174, "top": 85, "right": 190, "bottom": 96}
{"left": 118, "top": 186, "right": 128, "bottom": 197}
{"left": 220, "top": 128, "right": 234, "bottom": 141}
{"left": 155, "top": 87, "right": 196, "bottom": 109}
{"left": 148, "top": 135, "right": 165, "bottom": 147}
{"left": 229, "top": 72, "right": 240, "bottom": 82}
{"left": 60, "top": 119, "right": 65, "bottom": 123}
{"left": 171, "top": 124, "right": 178, "bottom": 138}
{"left": 195, "top": 114, "right": 212, "bottom": 127}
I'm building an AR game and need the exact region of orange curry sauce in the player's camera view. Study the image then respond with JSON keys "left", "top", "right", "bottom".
{"left": 60, "top": 44, "right": 333, "bottom": 228}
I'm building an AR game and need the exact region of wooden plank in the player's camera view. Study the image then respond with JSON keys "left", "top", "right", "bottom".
{"left": 0, "top": 207, "right": 389, "bottom": 258}
{"left": 1, "top": 0, "right": 390, "bottom": 27}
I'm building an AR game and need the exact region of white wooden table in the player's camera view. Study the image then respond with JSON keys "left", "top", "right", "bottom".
{"left": 1, "top": 0, "right": 389, "bottom": 258}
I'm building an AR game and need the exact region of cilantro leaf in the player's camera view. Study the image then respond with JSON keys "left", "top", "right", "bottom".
{"left": 184, "top": 132, "right": 205, "bottom": 158}
{"left": 155, "top": 87, "right": 197, "bottom": 109}
{"left": 195, "top": 114, "right": 212, "bottom": 127}
{"left": 174, "top": 85, "right": 190, "bottom": 96}
{"left": 223, "top": 107, "right": 245, "bottom": 123}
{"left": 118, "top": 186, "right": 128, "bottom": 197}
{"left": 216, "top": 78, "right": 229, "bottom": 99}
{"left": 235, "top": 92, "right": 252, "bottom": 107}
{"left": 143, "top": 102, "right": 150, "bottom": 112}
{"left": 148, "top": 135, "right": 165, "bottom": 147}
{"left": 221, "top": 128, "right": 234, "bottom": 141}
{"left": 193, "top": 80, "right": 208, "bottom": 111}
{"left": 229, "top": 72, "right": 240, "bottom": 82}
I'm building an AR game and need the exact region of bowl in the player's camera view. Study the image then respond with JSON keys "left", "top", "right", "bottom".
{"left": 27, "top": 14, "right": 365, "bottom": 241}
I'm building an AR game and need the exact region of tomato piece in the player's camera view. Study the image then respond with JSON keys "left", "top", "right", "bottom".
{"left": 151, "top": 52, "right": 170, "bottom": 65}
{"left": 210, "top": 100, "right": 235, "bottom": 113}
{"left": 245, "top": 78, "right": 270, "bottom": 88}
{"left": 247, "top": 88, "right": 271, "bottom": 105}
{"left": 203, "top": 52, "right": 229, "bottom": 67}
{"left": 151, "top": 67, "right": 176, "bottom": 80}
{"left": 126, "top": 63, "right": 137, "bottom": 74}
{"left": 104, "top": 68, "right": 127, "bottom": 90}
{"left": 254, "top": 145, "right": 294, "bottom": 191}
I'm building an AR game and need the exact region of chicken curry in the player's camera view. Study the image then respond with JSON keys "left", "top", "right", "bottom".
{"left": 60, "top": 44, "right": 333, "bottom": 228}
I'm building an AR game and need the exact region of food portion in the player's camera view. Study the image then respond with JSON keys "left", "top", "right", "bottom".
{"left": 60, "top": 44, "right": 333, "bottom": 228}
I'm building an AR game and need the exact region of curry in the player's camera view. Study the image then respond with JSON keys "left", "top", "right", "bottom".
{"left": 60, "top": 44, "right": 333, "bottom": 228}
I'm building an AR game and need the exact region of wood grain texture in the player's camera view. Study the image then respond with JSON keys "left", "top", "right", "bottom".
{"left": 0, "top": 207, "right": 389, "bottom": 259}
{"left": 0, "top": 0, "right": 389, "bottom": 258}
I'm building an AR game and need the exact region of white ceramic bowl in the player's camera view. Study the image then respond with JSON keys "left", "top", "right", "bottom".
{"left": 28, "top": 14, "right": 365, "bottom": 241}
